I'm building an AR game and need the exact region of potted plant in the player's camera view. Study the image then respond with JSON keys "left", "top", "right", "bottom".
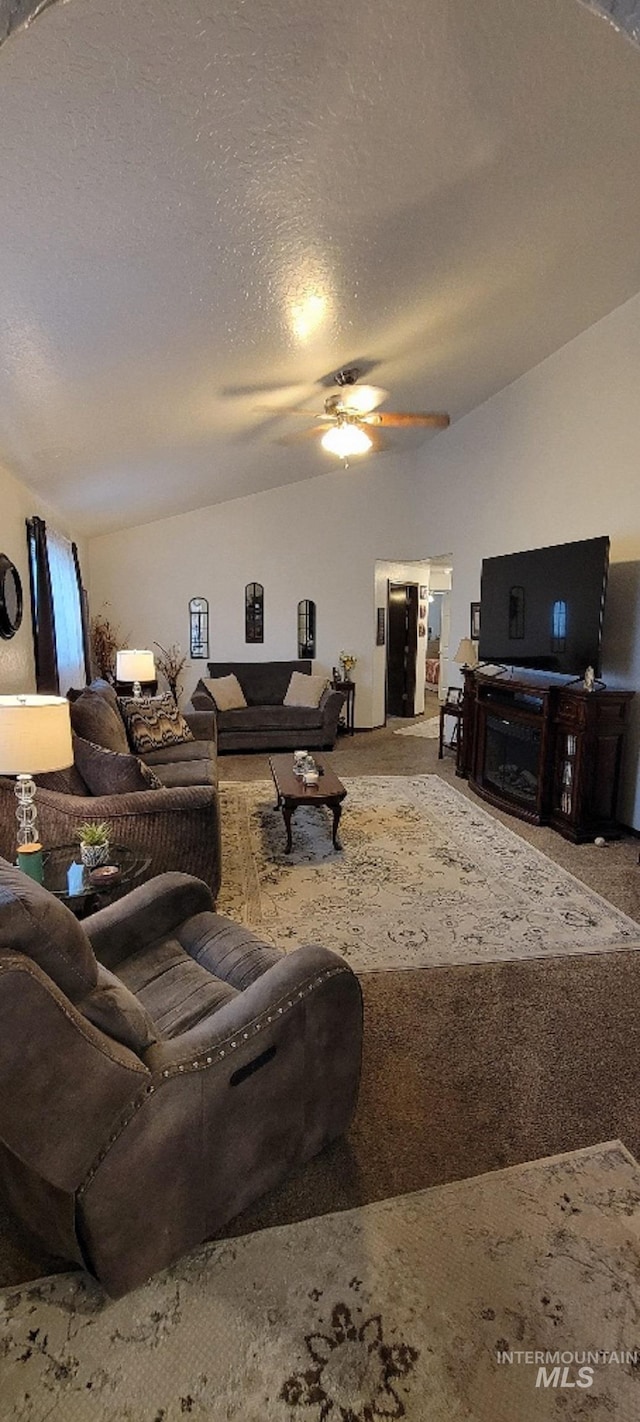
{"left": 77, "top": 821, "right": 112, "bottom": 870}
{"left": 339, "top": 651, "right": 357, "bottom": 681}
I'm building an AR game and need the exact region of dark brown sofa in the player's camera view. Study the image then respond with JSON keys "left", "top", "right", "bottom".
{"left": 190, "top": 660, "right": 345, "bottom": 752}
{"left": 0, "top": 681, "right": 222, "bottom": 895}
{"left": 0, "top": 860, "right": 363, "bottom": 1297}
{"left": 68, "top": 679, "right": 217, "bottom": 789}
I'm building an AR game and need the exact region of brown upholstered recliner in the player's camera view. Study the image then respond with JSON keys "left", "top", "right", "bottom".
{"left": 0, "top": 859, "right": 362, "bottom": 1297}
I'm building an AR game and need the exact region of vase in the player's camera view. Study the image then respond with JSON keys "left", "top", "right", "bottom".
{"left": 80, "top": 841, "right": 110, "bottom": 870}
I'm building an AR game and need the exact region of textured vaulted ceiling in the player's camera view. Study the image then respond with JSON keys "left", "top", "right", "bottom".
{"left": 1, "top": 0, "right": 640, "bottom": 535}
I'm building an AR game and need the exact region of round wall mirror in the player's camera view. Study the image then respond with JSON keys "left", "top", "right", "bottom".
{"left": 0, "top": 555, "right": 24, "bottom": 639}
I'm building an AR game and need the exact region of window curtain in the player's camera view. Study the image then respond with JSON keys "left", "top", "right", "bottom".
{"left": 26, "top": 516, "right": 58, "bottom": 693}
{"left": 71, "top": 540, "right": 92, "bottom": 685}
{"left": 26, "top": 518, "right": 90, "bottom": 694}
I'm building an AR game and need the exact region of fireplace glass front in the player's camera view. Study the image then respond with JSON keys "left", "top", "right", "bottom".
{"left": 483, "top": 714, "right": 542, "bottom": 808}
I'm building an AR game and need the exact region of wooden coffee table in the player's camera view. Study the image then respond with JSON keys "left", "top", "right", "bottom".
{"left": 268, "top": 754, "right": 347, "bottom": 853}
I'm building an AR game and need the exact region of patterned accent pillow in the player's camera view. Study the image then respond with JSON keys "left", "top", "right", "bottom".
{"left": 73, "top": 736, "right": 163, "bottom": 794}
{"left": 139, "top": 760, "right": 164, "bottom": 789}
{"left": 118, "top": 693, "right": 195, "bottom": 755}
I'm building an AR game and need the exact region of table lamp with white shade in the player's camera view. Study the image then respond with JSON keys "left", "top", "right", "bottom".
{"left": 454, "top": 638, "right": 479, "bottom": 671}
{"left": 115, "top": 649, "right": 155, "bottom": 698}
{"left": 0, "top": 695, "right": 73, "bottom": 847}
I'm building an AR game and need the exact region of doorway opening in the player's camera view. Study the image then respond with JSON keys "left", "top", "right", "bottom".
{"left": 373, "top": 556, "right": 453, "bottom": 726}
{"left": 387, "top": 582, "right": 419, "bottom": 716}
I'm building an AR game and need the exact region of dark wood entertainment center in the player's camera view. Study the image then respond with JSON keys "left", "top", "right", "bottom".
{"left": 458, "top": 669, "right": 633, "bottom": 842}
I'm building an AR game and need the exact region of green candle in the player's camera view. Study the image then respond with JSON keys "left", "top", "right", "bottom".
{"left": 17, "top": 843, "right": 44, "bottom": 884}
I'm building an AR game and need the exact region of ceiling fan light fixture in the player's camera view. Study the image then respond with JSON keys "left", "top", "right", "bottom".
{"left": 337, "top": 384, "right": 387, "bottom": 415}
{"left": 321, "top": 423, "right": 373, "bottom": 458}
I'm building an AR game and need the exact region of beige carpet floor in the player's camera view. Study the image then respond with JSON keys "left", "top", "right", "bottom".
{"left": 2, "top": 1141, "right": 639, "bottom": 1421}
{"left": 1, "top": 718, "right": 639, "bottom": 1291}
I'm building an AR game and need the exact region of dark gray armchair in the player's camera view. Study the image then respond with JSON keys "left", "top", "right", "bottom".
{"left": 0, "top": 859, "right": 362, "bottom": 1297}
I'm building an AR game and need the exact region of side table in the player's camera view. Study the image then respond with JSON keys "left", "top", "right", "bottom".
{"left": 332, "top": 678, "right": 355, "bottom": 735}
{"left": 41, "top": 843, "right": 151, "bottom": 918}
{"left": 438, "top": 690, "right": 464, "bottom": 760}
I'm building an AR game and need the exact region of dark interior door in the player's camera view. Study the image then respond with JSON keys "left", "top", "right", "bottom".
{"left": 387, "top": 583, "right": 418, "bottom": 717}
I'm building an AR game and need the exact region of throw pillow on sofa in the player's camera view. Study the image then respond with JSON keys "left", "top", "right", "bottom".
{"left": 73, "top": 736, "right": 163, "bottom": 795}
{"left": 69, "top": 687, "right": 131, "bottom": 754}
{"left": 203, "top": 674, "right": 247, "bottom": 711}
{"left": 118, "top": 693, "right": 195, "bottom": 755}
{"left": 283, "top": 671, "right": 329, "bottom": 708}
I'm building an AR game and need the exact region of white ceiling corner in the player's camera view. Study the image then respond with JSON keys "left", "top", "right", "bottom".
{"left": 1, "top": 0, "right": 640, "bottom": 534}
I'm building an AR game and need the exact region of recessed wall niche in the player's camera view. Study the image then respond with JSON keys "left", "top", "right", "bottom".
{"left": 245, "top": 583, "right": 264, "bottom": 643}
{"left": 297, "top": 599, "right": 316, "bottom": 659}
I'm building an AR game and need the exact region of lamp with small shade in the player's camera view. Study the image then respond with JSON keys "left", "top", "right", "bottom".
{"left": 115, "top": 649, "right": 155, "bottom": 698}
{"left": 0, "top": 695, "right": 73, "bottom": 848}
{"left": 454, "top": 638, "right": 479, "bottom": 670}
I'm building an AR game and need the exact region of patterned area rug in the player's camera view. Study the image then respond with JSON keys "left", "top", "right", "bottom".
{"left": 392, "top": 715, "right": 440, "bottom": 737}
{"left": 218, "top": 776, "right": 640, "bottom": 972}
{"left": 2, "top": 1142, "right": 640, "bottom": 1421}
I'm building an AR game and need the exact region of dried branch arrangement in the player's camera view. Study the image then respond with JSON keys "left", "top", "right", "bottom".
{"left": 154, "top": 642, "right": 187, "bottom": 705}
{"left": 90, "top": 607, "right": 128, "bottom": 682}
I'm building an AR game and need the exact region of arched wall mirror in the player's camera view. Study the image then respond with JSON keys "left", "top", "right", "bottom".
{"left": 245, "top": 583, "right": 264, "bottom": 643}
{"left": 297, "top": 599, "right": 316, "bottom": 659}
{"left": 189, "top": 597, "right": 209, "bottom": 659}
{"left": 0, "top": 554, "right": 23, "bottom": 640}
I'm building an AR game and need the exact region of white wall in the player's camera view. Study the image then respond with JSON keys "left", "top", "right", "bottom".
{"left": 87, "top": 287, "right": 640, "bottom": 825}
{"left": 88, "top": 457, "right": 425, "bottom": 728}
{"left": 0, "top": 462, "right": 83, "bottom": 694}
{"left": 412, "top": 290, "right": 640, "bottom": 827}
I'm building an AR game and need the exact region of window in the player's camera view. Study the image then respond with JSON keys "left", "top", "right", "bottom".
{"left": 27, "top": 518, "right": 88, "bottom": 693}
{"left": 551, "top": 598, "right": 567, "bottom": 653}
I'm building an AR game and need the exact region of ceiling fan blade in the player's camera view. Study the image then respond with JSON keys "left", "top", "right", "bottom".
{"left": 276, "top": 426, "right": 326, "bottom": 446}
{"left": 364, "top": 411, "right": 450, "bottom": 429}
{"left": 256, "top": 405, "right": 333, "bottom": 421}
{"left": 364, "top": 426, "right": 390, "bottom": 453}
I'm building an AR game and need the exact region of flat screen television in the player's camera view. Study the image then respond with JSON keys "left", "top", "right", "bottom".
{"left": 478, "top": 536, "right": 610, "bottom": 676}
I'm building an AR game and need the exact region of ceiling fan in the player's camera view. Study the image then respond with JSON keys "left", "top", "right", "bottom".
{"left": 276, "top": 367, "right": 450, "bottom": 458}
